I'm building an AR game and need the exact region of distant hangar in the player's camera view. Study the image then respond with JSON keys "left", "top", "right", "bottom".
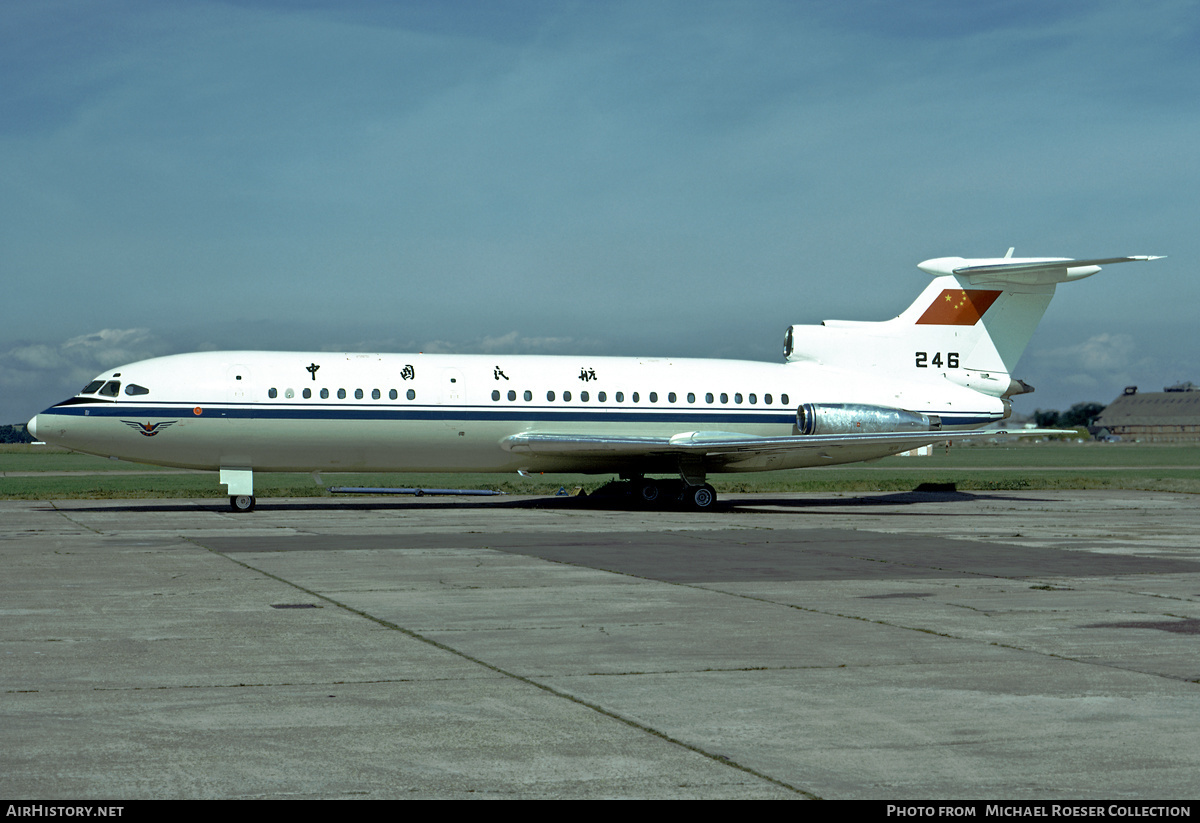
{"left": 1094, "top": 383, "right": 1200, "bottom": 442}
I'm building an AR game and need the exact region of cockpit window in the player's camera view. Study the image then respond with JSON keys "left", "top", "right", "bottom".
{"left": 124, "top": 384, "right": 150, "bottom": 396}
{"left": 81, "top": 380, "right": 105, "bottom": 395}
{"left": 97, "top": 381, "right": 121, "bottom": 397}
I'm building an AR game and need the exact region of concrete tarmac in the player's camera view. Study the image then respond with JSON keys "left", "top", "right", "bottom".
{"left": 3, "top": 490, "right": 1199, "bottom": 799}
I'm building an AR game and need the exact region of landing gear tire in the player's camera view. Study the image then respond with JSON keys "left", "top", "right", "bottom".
{"left": 638, "top": 480, "right": 662, "bottom": 505}
{"left": 230, "top": 495, "right": 256, "bottom": 513}
{"left": 684, "top": 483, "right": 717, "bottom": 511}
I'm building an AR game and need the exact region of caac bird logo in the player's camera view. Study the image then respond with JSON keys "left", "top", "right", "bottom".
{"left": 122, "top": 420, "right": 176, "bottom": 437}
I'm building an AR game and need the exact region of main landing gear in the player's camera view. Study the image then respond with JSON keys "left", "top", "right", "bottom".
{"left": 683, "top": 483, "right": 717, "bottom": 511}
{"left": 629, "top": 476, "right": 718, "bottom": 511}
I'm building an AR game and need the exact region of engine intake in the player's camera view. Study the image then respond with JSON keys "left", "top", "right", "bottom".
{"left": 796, "top": 403, "right": 941, "bottom": 435}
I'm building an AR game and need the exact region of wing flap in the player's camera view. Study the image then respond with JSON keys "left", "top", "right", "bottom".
{"left": 501, "top": 428, "right": 1070, "bottom": 460}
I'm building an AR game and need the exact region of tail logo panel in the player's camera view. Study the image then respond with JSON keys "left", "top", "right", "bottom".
{"left": 916, "top": 289, "right": 1002, "bottom": 326}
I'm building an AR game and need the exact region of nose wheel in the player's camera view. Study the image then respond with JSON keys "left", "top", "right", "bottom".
{"left": 229, "top": 495, "right": 256, "bottom": 513}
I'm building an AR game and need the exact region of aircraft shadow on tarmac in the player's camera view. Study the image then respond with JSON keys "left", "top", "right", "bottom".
{"left": 45, "top": 488, "right": 1056, "bottom": 514}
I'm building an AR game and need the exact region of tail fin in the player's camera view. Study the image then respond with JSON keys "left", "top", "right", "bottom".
{"left": 784, "top": 254, "right": 1162, "bottom": 397}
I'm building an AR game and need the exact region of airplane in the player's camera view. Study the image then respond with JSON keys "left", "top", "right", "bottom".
{"left": 26, "top": 252, "right": 1163, "bottom": 512}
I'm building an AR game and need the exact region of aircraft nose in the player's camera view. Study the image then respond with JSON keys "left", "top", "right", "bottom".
{"left": 26, "top": 414, "right": 38, "bottom": 441}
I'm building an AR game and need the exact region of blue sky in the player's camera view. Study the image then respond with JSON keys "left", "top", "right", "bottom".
{"left": 4, "top": 0, "right": 1197, "bottom": 423}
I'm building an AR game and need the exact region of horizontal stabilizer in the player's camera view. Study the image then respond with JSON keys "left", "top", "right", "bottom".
{"left": 918, "top": 255, "right": 1164, "bottom": 285}
{"left": 951, "top": 255, "right": 1164, "bottom": 275}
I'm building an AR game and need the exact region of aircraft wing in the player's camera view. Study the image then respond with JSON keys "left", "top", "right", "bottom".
{"left": 501, "top": 428, "right": 1069, "bottom": 465}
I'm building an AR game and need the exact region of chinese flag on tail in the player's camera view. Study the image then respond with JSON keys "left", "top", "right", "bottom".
{"left": 916, "top": 289, "right": 1002, "bottom": 325}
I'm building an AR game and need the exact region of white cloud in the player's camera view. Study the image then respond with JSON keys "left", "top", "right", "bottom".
{"left": 1041, "top": 333, "right": 1138, "bottom": 373}
{"left": 1030, "top": 333, "right": 1155, "bottom": 398}
{"left": 60, "top": 328, "right": 159, "bottom": 365}
{"left": 417, "top": 331, "right": 599, "bottom": 355}
{"left": 0, "top": 329, "right": 167, "bottom": 421}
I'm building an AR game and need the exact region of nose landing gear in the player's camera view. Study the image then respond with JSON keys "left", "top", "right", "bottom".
{"left": 229, "top": 495, "right": 256, "bottom": 513}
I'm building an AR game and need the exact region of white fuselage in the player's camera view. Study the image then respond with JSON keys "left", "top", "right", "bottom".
{"left": 30, "top": 350, "right": 1004, "bottom": 476}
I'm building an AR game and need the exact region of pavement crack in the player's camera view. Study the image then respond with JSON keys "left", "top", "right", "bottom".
{"left": 182, "top": 534, "right": 817, "bottom": 799}
{"left": 47, "top": 501, "right": 106, "bottom": 535}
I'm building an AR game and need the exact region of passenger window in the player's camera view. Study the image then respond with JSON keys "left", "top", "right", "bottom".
{"left": 286, "top": 388, "right": 296, "bottom": 399}
{"left": 632, "top": 392, "right": 640, "bottom": 403}
{"left": 615, "top": 392, "right": 624, "bottom": 403}
{"left": 508, "top": 390, "right": 516, "bottom": 401}
{"left": 492, "top": 390, "right": 501, "bottom": 401}
{"left": 372, "top": 389, "right": 381, "bottom": 400}
{"left": 649, "top": 392, "right": 657, "bottom": 403}
{"left": 268, "top": 388, "right": 278, "bottom": 399}
{"left": 705, "top": 393, "right": 714, "bottom": 404}
{"left": 598, "top": 391, "right": 607, "bottom": 402}
{"left": 765, "top": 394, "right": 772, "bottom": 405}
{"left": 720, "top": 393, "right": 728, "bottom": 404}
{"left": 563, "top": 390, "right": 572, "bottom": 402}
{"left": 547, "top": 391, "right": 555, "bottom": 402}
{"left": 124, "top": 384, "right": 150, "bottom": 396}
{"left": 581, "top": 391, "right": 589, "bottom": 402}
{"left": 390, "top": 389, "right": 398, "bottom": 400}
{"left": 668, "top": 392, "right": 676, "bottom": 403}
{"left": 303, "top": 388, "right": 311, "bottom": 399}
{"left": 749, "top": 393, "right": 756, "bottom": 404}
{"left": 734, "top": 393, "right": 742, "bottom": 404}
{"left": 781, "top": 394, "right": 789, "bottom": 405}
{"left": 523, "top": 390, "right": 532, "bottom": 401}
{"left": 687, "top": 393, "right": 696, "bottom": 403}
{"left": 321, "top": 388, "right": 329, "bottom": 399}
{"left": 406, "top": 389, "right": 416, "bottom": 400}
{"left": 338, "top": 389, "right": 347, "bottom": 399}
{"left": 355, "top": 389, "right": 364, "bottom": 400}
